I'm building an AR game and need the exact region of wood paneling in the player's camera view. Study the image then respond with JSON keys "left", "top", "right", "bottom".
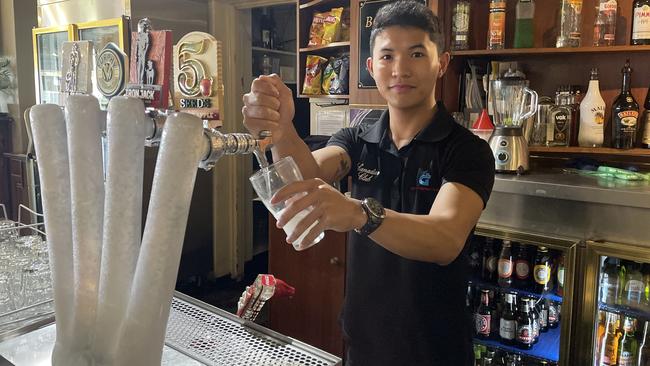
{"left": 268, "top": 215, "right": 346, "bottom": 357}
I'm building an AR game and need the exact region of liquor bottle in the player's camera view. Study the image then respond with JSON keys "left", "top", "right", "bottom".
{"left": 612, "top": 60, "right": 640, "bottom": 149}
{"left": 539, "top": 299, "right": 549, "bottom": 333}
{"left": 452, "top": 1, "right": 471, "bottom": 50}
{"left": 488, "top": 0, "right": 507, "bottom": 50}
{"left": 632, "top": 0, "right": 650, "bottom": 45}
{"left": 514, "top": 243, "right": 531, "bottom": 290}
{"left": 514, "top": 0, "right": 535, "bottom": 48}
{"left": 500, "top": 293, "right": 517, "bottom": 345}
{"left": 638, "top": 321, "right": 650, "bottom": 365}
{"left": 579, "top": 68, "right": 606, "bottom": 147}
{"left": 498, "top": 240, "right": 514, "bottom": 288}
{"left": 557, "top": 0, "right": 584, "bottom": 48}
{"left": 600, "top": 257, "right": 620, "bottom": 305}
{"left": 568, "top": 87, "right": 581, "bottom": 146}
{"left": 624, "top": 262, "right": 644, "bottom": 308}
{"left": 556, "top": 252, "right": 566, "bottom": 296}
{"left": 515, "top": 297, "right": 534, "bottom": 350}
{"left": 593, "top": 0, "right": 618, "bottom": 46}
{"left": 260, "top": 7, "right": 273, "bottom": 49}
{"left": 534, "top": 246, "right": 552, "bottom": 293}
{"left": 618, "top": 316, "right": 639, "bottom": 366}
{"left": 547, "top": 88, "right": 572, "bottom": 146}
{"left": 548, "top": 300, "right": 560, "bottom": 329}
{"left": 475, "top": 289, "right": 493, "bottom": 339}
{"left": 600, "top": 312, "right": 621, "bottom": 366}
{"left": 482, "top": 238, "right": 498, "bottom": 283}
{"left": 642, "top": 86, "right": 650, "bottom": 148}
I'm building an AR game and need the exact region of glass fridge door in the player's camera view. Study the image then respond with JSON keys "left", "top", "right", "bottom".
{"left": 468, "top": 226, "right": 577, "bottom": 366}
{"left": 591, "top": 250, "right": 650, "bottom": 366}
{"left": 33, "top": 27, "right": 72, "bottom": 105}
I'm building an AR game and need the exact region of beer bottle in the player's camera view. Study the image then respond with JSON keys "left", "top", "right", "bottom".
{"left": 556, "top": 252, "right": 566, "bottom": 296}
{"left": 515, "top": 297, "right": 534, "bottom": 349}
{"left": 618, "top": 260, "right": 628, "bottom": 305}
{"left": 476, "top": 289, "right": 493, "bottom": 339}
{"left": 643, "top": 264, "right": 650, "bottom": 311}
{"left": 469, "top": 236, "right": 484, "bottom": 279}
{"left": 600, "top": 313, "right": 621, "bottom": 366}
{"left": 600, "top": 257, "right": 621, "bottom": 305}
{"left": 499, "top": 293, "right": 517, "bottom": 345}
{"left": 514, "top": 243, "right": 531, "bottom": 290}
{"left": 498, "top": 240, "right": 514, "bottom": 288}
{"left": 638, "top": 320, "right": 650, "bottom": 366}
{"left": 624, "top": 262, "right": 644, "bottom": 308}
{"left": 482, "top": 238, "right": 498, "bottom": 283}
{"left": 618, "top": 316, "right": 639, "bottom": 366}
{"left": 539, "top": 298, "right": 549, "bottom": 333}
{"left": 548, "top": 300, "right": 560, "bottom": 329}
{"left": 534, "top": 246, "right": 552, "bottom": 293}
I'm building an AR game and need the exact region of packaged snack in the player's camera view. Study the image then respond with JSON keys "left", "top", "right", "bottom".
{"left": 308, "top": 12, "right": 327, "bottom": 47}
{"left": 322, "top": 7, "right": 344, "bottom": 45}
{"left": 302, "top": 55, "right": 328, "bottom": 95}
{"left": 328, "top": 55, "right": 349, "bottom": 95}
{"left": 321, "top": 58, "right": 336, "bottom": 95}
{"left": 339, "top": 7, "right": 351, "bottom": 42}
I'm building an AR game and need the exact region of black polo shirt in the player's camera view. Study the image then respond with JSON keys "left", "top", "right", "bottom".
{"left": 327, "top": 102, "right": 495, "bottom": 366}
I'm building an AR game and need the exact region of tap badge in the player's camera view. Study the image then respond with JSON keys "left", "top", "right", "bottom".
{"left": 173, "top": 31, "right": 224, "bottom": 124}
{"left": 125, "top": 18, "right": 172, "bottom": 109}
{"left": 60, "top": 41, "right": 93, "bottom": 99}
{"left": 96, "top": 42, "right": 128, "bottom": 99}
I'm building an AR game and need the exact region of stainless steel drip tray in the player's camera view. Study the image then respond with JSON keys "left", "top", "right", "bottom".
{"left": 0, "top": 292, "right": 342, "bottom": 366}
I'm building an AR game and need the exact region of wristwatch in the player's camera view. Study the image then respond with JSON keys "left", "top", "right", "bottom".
{"left": 355, "top": 198, "right": 385, "bottom": 236}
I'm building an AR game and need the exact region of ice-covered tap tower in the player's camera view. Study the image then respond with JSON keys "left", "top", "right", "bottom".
{"left": 28, "top": 22, "right": 273, "bottom": 366}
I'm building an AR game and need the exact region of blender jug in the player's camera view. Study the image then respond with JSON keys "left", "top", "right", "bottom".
{"left": 488, "top": 78, "right": 538, "bottom": 174}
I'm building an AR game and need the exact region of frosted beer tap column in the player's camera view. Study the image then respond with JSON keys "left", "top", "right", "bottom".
{"left": 29, "top": 105, "right": 76, "bottom": 365}
{"left": 92, "top": 97, "right": 147, "bottom": 365}
{"left": 115, "top": 112, "right": 205, "bottom": 366}
{"left": 65, "top": 94, "right": 105, "bottom": 364}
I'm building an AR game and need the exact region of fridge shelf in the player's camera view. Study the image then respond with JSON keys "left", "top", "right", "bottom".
{"left": 470, "top": 280, "right": 563, "bottom": 304}
{"left": 599, "top": 302, "right": 650, "bottom": 320}
{"left": 473, "top": 325, "right": 561, "bottom": 362}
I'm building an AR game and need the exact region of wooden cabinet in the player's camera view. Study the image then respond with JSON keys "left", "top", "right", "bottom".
{"left": 268, "top": 215, "right": 346, "bottom": 357}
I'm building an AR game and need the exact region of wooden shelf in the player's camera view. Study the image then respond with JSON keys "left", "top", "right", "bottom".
{"left": 252, "top": 47, "right": 296, "bottom": 57}
{"left": 452, "top": 45, "right": 650, "bottom": 57}
{"left": 529, "top": 146, "right": 650, "bottom": 156}
{"left": 299, "top": 41, "right": 350, "bottom": 52}
{"left": 298, "top": 94, "right": 349, "bottom": 99}
{"left": 299, "top": 0, "right": 346, "bottom": 10}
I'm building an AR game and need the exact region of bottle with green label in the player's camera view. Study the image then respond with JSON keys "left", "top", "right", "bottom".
{"left": 514, "top": 0, "right": 535, "bottom": 48}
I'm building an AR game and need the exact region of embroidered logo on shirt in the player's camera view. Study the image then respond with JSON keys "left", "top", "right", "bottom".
{"left": 418, "top": 170, "right": 431, "bottom": 187}
{"left": 356, "top": 162, "right": 379, "bottom": 183}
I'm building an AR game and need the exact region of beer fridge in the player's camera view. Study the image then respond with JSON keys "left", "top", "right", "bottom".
{"left": 576, "top": 241, "right": 650, "bottom": 366}
{"left": 468, "top": 224, "right": 579, "bottom": 366}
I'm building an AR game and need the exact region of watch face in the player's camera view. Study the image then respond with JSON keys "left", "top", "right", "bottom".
{"left": 365, "top": 198, "right": 384, "bottom": 217}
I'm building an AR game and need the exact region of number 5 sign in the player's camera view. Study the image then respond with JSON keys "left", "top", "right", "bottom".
{"left": 173, "top": 32, "right": 224, "bottom": 124}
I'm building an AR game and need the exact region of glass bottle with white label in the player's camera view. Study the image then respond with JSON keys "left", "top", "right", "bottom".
{"left": 632, "top": 0, "right": 650, "bottom": 45}
{"left": 579, "top": 68, "right": 606, "bottom": 147}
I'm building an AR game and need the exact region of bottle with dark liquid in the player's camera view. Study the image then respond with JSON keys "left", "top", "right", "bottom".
{"left": 499, "top": 293, "right": 517, "bottom": 345}
{"left": 498, "top": 240, "right": 514, "bottom": 288}
{"left": 515, "top": 297, "right": 534, "bottom": 349}
{"left": 612, "top": 60, "right": 640, "bottom": 149}
{"left": 475, "top": 289, "right": 493, "bottom": 339}
{"left": 514, "top": 243, "right": 531, "bottom": 290}
{"left": 641, "top": 84, "right": 650, "bottom": 148}
{"left": 482, "top": 238, "right": 498, "bottom": 283}
{"left": 632, "top": 0, "right": 650, "bottom": 45}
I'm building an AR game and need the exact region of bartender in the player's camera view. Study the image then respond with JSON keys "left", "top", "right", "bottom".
{"left": 242, "top": 1, "right": 495, "bottom": 364}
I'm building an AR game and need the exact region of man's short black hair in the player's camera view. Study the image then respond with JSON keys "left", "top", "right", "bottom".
{"left": 370, "top": 0, "right": 445, "bottom": 55}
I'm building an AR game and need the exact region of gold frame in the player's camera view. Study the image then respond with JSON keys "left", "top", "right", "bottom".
{"left": 475, "top": 223, "right": 580, "bottom": 366}
{"left": 74, "top": 16, "right": 129, "bottom": 51}
{"left": 575, "top": 240, "right": 650, "bottom": 365}
{"left": 32, "top": 24, "right": 77, "bottom": 104}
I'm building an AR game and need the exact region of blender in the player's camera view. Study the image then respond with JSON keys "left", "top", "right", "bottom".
{"left": 488, "top": 77, "right": 538, "bottom": 174}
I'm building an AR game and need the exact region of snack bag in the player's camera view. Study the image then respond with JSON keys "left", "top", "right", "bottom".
{"left": 340, "top": 7, "right": 351, "bottom": 42}
{"left": 321, "top": 58, "right": 336, "bottom": 95}
{"left": 329, "top": 55, "right": 349, "bottom": 95}
{"left": 302, "top": 55, "right": 328, "bottom": 95}
{"left": 322, "top": 7, "right": 344, "bottom": 45}
{"left": 308, "top": 12, "right": 327, "bottom": 47}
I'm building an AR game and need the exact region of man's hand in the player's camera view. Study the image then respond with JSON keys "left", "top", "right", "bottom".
{"left": 271, "top": 179, "right": 366, "bottom": 246}
{"left": 242, "top": 74, "right": 295, "bottom": 142}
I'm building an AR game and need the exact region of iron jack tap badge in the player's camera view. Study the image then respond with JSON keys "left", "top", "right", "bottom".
{"left": 125, "top": 18, "right": 172, "bottom": 109}
{"left": 173, "top": 32, "right": 224, "bottom": 126}
{"left": 60, "top": 41, "right": 94, "bottom": 101}
{"left": 96, "top": 42, "right": 128, "bottom": 99}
